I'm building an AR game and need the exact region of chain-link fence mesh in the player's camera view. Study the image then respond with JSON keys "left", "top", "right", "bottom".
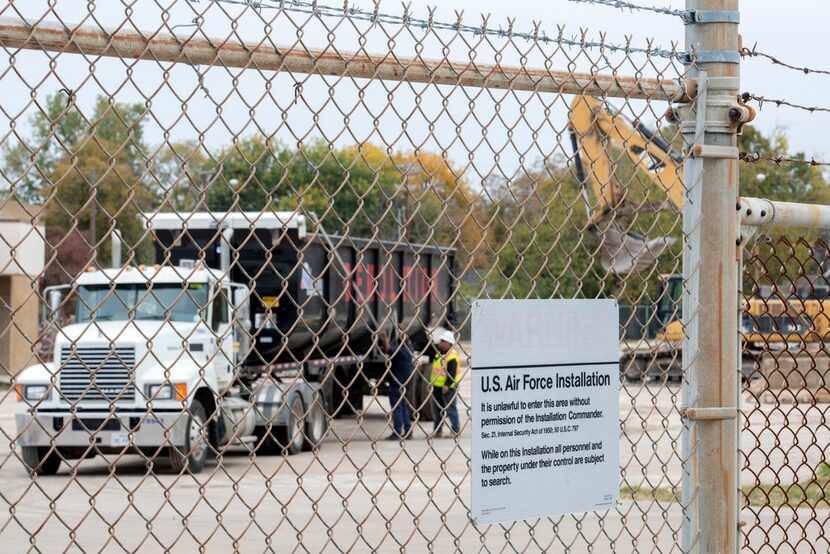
{"left": 0, "top": 0, "right": 709, "bottom": 551}
{"left": 741, "top": 234, "right": 830, "bottom": 553}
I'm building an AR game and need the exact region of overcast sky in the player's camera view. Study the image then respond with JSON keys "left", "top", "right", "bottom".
{"left": 405, "top": 0, "right": 830, "bottom": 161}
{"left": 4, "top": 0, "right": 828, "bottom": 188}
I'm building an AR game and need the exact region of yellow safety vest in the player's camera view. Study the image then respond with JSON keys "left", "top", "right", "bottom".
{"left": 431, "top": 349, "right": 460, "bottom": 388}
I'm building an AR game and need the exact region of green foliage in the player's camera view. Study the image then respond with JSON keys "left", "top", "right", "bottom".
{"left": 274, "top": 141, "right": 400, "bottom": 237}
{"left": 206, "top": 138, "right": 401, "bottom": 235}
{"left": 485, "top": 158, "right": 602, "bottom": 299}
{"left": 208, "top": 140, "right": 485, "bottom": 268}
{"left": 739, "top": 126, "right": 830, "bottom": 291}
{"left": 206, "top": 136, "right": 295, "bottom": 212}
{"left": 3, "top": 93, "right": 154, "bottom": 267}
{"left": 740, "top": 126, "right": 830, "bottom": 205}
{"left": 152, "top": 140, "right": 213, "bottom": 212}
{"left": 4, "top": 94, "right": 826, "bottom": 300}
{"left": 3, "top": 94, "right": 147, "bottom": 201}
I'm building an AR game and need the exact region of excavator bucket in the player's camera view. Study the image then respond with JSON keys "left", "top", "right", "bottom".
{"left": 594, "top": 221, "right": 676, "bottom": 274}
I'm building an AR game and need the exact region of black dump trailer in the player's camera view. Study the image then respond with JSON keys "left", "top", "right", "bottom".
{"left": 144, "top": 211, "right": 457, "bottom": 418}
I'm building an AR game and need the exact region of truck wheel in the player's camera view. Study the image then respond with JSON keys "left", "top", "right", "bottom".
{"left": 21, "top": 446, "right": 61, "bottom": 475}
{"left": 303, "top": 394, "right": 328, "bottom": 451}
{"left": 169, "top": 399, "right": 209, "bottom": 474}
{"left": 273, "top": 394, "right": 305, "bottom": 455}
{"left": 254, "top": 425, "right": 280, "bottom": 455}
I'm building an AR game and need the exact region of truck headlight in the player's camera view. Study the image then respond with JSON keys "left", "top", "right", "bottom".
{"left": 146, "top": 384, "right": 175, "bottom": 400}
{"left": 146, "top": 383, "right": 187, "bottom": 401}
{"left": 16, "top": 384, "right": 49, "bottom": 402}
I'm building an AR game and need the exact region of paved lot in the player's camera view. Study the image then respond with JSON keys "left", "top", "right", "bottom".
{"left": 0, "top": 375, "right": 827, "bottom": 552}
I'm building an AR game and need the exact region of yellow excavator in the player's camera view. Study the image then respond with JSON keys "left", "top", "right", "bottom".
{"left": 568, "top": 95, "right": 684, "bottom": 275}
{"left": 568, "top": 95, "right": 830, "bottom": 381}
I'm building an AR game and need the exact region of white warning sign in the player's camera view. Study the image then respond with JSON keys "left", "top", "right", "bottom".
{"left": 471, "top": 299, "right": 620, "bottom": 524}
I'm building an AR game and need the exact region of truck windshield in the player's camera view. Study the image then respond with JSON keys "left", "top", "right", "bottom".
{"left": 76, "top": 283, "right": 209, "bottom": 323}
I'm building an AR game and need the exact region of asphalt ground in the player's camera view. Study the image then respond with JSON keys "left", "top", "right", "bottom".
{"left": 0, "top": 373, "right": 827, "bottom": 552}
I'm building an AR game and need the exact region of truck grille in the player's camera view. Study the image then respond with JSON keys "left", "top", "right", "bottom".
{"left": 58, "top": 345, "right": 136, "bottom": 402}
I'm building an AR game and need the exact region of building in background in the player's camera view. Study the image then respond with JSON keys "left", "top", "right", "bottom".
{"left": 0, "top": 201, "right": 44, "bottom": 382}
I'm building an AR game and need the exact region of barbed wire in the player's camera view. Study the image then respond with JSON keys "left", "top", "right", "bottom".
{"left": 741, "top": 45, "right": 830, "bottom": 78}
{"left": 739, "top": 151, "right": 830, "bottom": 168}
{"left": 742, "top": 93, "right": 830, "bottom": 115}
{"left": 566, "top": 0, "right": 691, "bottom": 21}
{"left": 199, "top": 0, "right": 689, "bottom": 60}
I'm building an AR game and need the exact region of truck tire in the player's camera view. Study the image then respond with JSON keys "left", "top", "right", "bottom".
{"left": 256, "top": 394, "right": 306, "bottom": 456}
{"left": 273, "top": 394, "right": 305, "bottom": 455}
{"left": 318, "top": 378, "right": 335, "bottom": 418}
{"left": 169, "top": 399, "right": 209, "bottom": 474}
{"left": 303, "top": 394, "right": 328, "bottom": 451}
{"left": 254, "top": 425, "right": 280, "bottom": 456}
{"left": 21, "top": 446, "right": 61, "bottom": 475}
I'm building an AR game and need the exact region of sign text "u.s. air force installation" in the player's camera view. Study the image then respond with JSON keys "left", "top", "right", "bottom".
{"left": 471, "top": 299, "right": 619, "bottom": 524}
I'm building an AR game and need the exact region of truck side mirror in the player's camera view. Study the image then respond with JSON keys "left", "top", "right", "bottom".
{"left": 232, "top": 287, "right": 250, "bottom": 327}
{"left": 232, "top": 287, "right": 247, "bottom": 309}
{"left": 47, "top": 288, "right": 64, "bottom": 325}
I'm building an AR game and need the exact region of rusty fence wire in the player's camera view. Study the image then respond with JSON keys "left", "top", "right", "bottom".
{"left": 741, "top": 234, "right": 830, "bottom": 553}
{"left": 0, "top": 0, "right": 711, "bottom": 551}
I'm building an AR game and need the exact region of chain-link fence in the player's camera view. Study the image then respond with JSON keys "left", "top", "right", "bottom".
{"left": 2, "top": 0, "right": 822, "bottom": 552}
{"left": 741, "top": 234, "right": 830, "bottom": 553}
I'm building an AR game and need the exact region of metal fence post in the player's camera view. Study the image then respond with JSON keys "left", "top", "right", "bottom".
{"left": 682, "top": 0, "right": 742, "bottom": 552}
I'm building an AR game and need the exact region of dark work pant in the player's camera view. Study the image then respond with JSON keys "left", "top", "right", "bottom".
{"left": 388, "top": 383, "right": 411, "bottom": 436}
{"left": 432, "top": 387, "right": 460, "bottom": 434}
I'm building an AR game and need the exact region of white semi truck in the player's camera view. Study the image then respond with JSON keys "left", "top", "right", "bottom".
{"left": 15, "top": 211, "right": 457, "bottom": 475}
{"left": 15, "top": 261, "right": 325, "bottom": 475}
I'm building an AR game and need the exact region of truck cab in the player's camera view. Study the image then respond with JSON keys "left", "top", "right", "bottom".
{"left": 15, "top": 263, "right": 318, "bottom": 475}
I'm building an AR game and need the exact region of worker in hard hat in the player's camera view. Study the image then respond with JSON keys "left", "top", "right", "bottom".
{"left": 381, "top": 328, "right": 414, "bottom": 440}
{"left": 429, "top": 329, "right": 461, "bottom": 438}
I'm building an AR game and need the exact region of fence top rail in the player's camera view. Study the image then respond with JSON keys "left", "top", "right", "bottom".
{"left": 740, "top": 197, "right": 830, "bottom": 229}
{"left": 0, "top": 16, "right": 689, "bottom": 102}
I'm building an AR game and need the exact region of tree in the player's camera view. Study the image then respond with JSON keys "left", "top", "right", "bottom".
{"left": 42, "top": 227, "right": 92, "bottom": 288}
{"left": 151, "top": 140, "right": 213, "bottom": 212}
{"left": 740, "top": 125, "right": 830, "bottom": 205}
{"left": 393, "top": 151, "right": 487, "bottom": 269}
{"left": 206, "top": 138, "right": 488, "bottom": 267}
{"left": 738, "top": 125, "right": 830, "bottom": 292}
{"left": 275, "top": 141, "right": 400, "bottom": 237}
{"left": 3, "top": 93, "right": 89, "bottom": 202}
{"left": 206, "top": 136, "right": 295, "bottom": 211}
{"left": 3, "top": 93, "right": 155, "bottom": 274}
{"left": 484, "top": 157, "right": 603, "bottom": 300}
{"left": 46, "top": 138, "right": 155, "bottom": 261}
{"left": 482, "top": 124, "right": 830, "bottom": 303}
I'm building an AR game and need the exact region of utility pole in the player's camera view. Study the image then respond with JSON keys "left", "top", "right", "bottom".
{"left": 681, "top": 1, "right": 747, "bottom": 552}
{"left": 90, "top": 168, "right": 97, "bottom": 266}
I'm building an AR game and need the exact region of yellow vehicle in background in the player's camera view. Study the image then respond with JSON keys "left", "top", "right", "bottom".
{"left": 742, "top": 288, "right": 830, "bottom": 376}
{"left": 568, "top": 95, "right": 827, "bottom": 381}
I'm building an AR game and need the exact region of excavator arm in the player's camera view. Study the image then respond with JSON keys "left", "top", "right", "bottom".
{"left": 569, "top": 95, "right": 685, "bottom": 221}
{"left": 568, "top": 96, "right": 685, "bottom": 273}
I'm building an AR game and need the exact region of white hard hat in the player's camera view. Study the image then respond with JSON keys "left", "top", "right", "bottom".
{"left": 435, "top": 329, "right": 456, "bottom": 346}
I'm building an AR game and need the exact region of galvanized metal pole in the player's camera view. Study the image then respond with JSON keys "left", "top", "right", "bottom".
{"left": 682, "top": 1, "right": 742, "bottom": 552}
